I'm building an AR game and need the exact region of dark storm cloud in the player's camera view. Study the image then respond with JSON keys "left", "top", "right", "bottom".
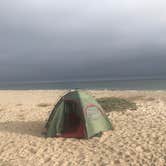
{"left": 0, "top": 0, "right": 166, "bottom": 81}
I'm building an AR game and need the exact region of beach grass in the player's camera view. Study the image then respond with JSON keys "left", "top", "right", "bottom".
{"left": 97, "top": 97, "right": 137, "bottom": 112}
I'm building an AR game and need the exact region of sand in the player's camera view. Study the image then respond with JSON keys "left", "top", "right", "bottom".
{"left": 0, "top": 90, "right": 166, "bottom": 166}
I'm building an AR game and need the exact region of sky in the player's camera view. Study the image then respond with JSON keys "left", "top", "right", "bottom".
{"left": 0, "top": 0, "right": 166, "bottom": 81}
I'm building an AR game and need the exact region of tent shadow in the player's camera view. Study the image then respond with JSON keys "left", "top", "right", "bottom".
{"left": 0, "top": 121, "right": 46, "bottom": 137}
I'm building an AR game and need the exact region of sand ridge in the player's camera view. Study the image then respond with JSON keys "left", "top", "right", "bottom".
{"left": 0, "top": 90, "right": 166, "bottom": 166}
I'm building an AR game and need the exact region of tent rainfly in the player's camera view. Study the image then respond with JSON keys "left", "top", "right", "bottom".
{"left": 45, "top": 90, "right": 112, "bottom": 138}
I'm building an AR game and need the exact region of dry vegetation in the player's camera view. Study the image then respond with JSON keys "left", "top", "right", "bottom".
{"left": 97, "top": 97, "right": 137, "bottom": 112}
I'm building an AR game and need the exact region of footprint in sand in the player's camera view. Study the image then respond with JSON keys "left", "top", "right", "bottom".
{"left": 16, "top": 104, "right": 22, "bottom": 106}
{"left": 29, "top": 148, "right": 37, "bottom": 154}
{"left": 0, "top": 108, "right": 4, "bottom": 112}
{"left": 17, "top": 114, "right": 25, "bottom": 120}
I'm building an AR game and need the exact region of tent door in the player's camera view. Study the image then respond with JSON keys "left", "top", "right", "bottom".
{"left": 62, "top": 100, "right": 85, "bottom": 138}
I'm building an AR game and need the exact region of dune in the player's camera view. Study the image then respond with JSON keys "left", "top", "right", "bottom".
{"left": 0, "top": 90, "right": 166, "bottom": 166}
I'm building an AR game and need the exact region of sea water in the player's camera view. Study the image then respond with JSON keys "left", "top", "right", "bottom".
{"left": 0, "top": 79, "right": 166, "bottom": 90}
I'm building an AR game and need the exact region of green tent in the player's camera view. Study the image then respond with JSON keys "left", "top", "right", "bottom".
{"left": 45, "top": 90, "right": 112, "bottom": 138}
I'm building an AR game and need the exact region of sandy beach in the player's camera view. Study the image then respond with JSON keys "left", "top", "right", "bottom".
{"left": 0, "top": 90, "right": 166, "bottom": 166}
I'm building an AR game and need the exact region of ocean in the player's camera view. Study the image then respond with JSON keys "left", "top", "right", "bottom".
{"left": 0, "top": 79, "right": 166, "bottom": 90}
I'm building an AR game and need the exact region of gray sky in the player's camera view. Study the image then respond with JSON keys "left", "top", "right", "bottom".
{"left": 0, "top": 0, "right": 166, "bottom": 81}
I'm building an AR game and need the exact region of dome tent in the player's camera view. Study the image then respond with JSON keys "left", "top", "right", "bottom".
{"left": 45, "top": 90, "right": 112, "bottom": 138}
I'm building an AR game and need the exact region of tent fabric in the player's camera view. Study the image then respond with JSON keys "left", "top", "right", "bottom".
{"left": 45, "top": 90, "right": 112, "bottom": 138}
